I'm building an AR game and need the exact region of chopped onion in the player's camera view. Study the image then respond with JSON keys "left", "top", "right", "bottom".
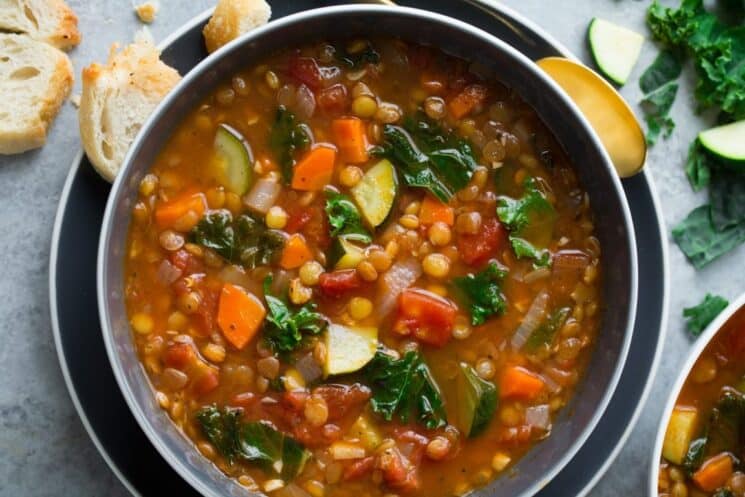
{"left": 525, "top": 405, "right": 551, "bottom": 431}
{"left": 275, "top": 483, "right": 311, "bottom": 497}
{"left": 511, "top": 290, "right": 550, "bottom": 349}
{"left": 218, "top": 265, "right": 261, "bottom": 294}
{"left": 277, "top": 83, "right": 297, "bottom": 107}
{"left": 540, "top": 372, "right": 561, "bottom": 394}
{"left": 330, "top": 441, "right": 366, "bottom": 460}
{"left": 376, "top": 258, "right": 422, "bottom": 317}
{"left": 156, "top": 259, "right": 182, "bottom": 285}
{"left": 294, "top": 84, "right": 316, "bottom": 120}
{"left": 295, "top": 353, "right": 322, "bottom": 384}
{"left": 244, "top": 178, "right": 281, "bottom": 214}
{"left": 523, "top": 267, "right": 551, "bottom": 284}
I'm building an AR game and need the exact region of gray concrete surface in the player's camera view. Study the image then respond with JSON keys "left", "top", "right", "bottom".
{"left": 0, "top": 0, "right": 742, "bottom": 496}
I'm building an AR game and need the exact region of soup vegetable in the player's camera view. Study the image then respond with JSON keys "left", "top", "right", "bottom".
{"left": 659, "top": 308, "right": 745, "bottom": 497}
{"left": 125, "top": 39, "right": 602, "bottom": 497}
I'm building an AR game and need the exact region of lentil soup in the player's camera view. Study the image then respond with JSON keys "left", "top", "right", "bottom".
{"left": 658, "top": 307, "right": 745, "bottom": 497}
{"left": 124, "top": 38, "right": 603, "bottom": 497}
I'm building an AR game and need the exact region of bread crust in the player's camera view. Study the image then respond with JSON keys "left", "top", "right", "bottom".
{"left": 0, "top": 34, "right": 73, "bottom": 154}
{"left": 0, "top": 0, "right": 81, "bottom": 51}
{"left": 203, "top": 0, "right": 271, "bottom": 53}
{"left": 79, "top": 39, "right": 180, "bottom": 181}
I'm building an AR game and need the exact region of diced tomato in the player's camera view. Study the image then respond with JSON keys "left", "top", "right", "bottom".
{"left": 283, "top": 390, "right": 310, "bottom": 411}
{"left": 457, "top": 217, "right": 507, "bottom": 266}
{"left": 317, "top": 83, "right": 349, "bottom": 115}
{"left": 344, "top": 456, "right": 375, "bottom": 481}
{"left": 193, "top": 368, "right": 220, "bottom": 396}
{"left": 287, "top": 55, "right": 339, "bottom": 90}
{"left": 286, "top": 204, "right": 330, "bottom": 249}
{"left": 163, "top": 342, "right": 195, "bottom": 370}
{"left": 394, "top": 289, "right": 457, "bottom": 347}
{"left": 169, "top": 249, "right": 203, "bottom": 275}
{"left": 448, "top": 84, "right": 488, "bottom": 119}
{"left": 230, "top": 392, "right": 257, "bottom": 408}
{"left": 313, "top": 384, "right": 371, "bottom": 422}
{"left": 379, "top": 447, "right": 420, "bottom": 492}
{"left": 318, "top": 270, "right": 362, "bottom": 298}
{"left": 285, "top": 206, "right": 313, "bottom": 234}
{"left": 395, "top": 430, "right": 429, "bottom": 465}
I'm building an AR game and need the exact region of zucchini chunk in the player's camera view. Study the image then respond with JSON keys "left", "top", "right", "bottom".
{"left": 328, "top": 236, "right": 366, "bottom": 270}
{"left": 699, "top": 120, "right": 745, "bottom": 163}
{"left": 214, "top": 124, "right": 254, "bottom": 195}
{"left": 324, "top": 324, "right": 378, "bottom": 377}
{"left": 351, "top": 159, "right": 398, "bottom": 228}
{"left": 663, "top": 406, "right": 699, "bottom": 465}
{"left": 588, "top": 18, "right": 644, "bottom": 86}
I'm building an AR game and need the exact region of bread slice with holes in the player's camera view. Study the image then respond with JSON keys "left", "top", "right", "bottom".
{"left": 79, "top": 36, "right": 181, "bottom": 181}
{"left": 0, "top": 33, "right": 73, "bottom": 154}
{"left": 0, "top": 0, "right": 81, "bottom": 50}
{"left": 203, "top": 0, "right": 271, "bottom": 53}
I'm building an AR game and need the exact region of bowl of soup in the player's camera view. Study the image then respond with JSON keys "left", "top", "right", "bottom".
{"left": 652, "top": 294, "right": 745, "bottom": 497}
{"left": 98, "top": 5, "right": 637, "bottom": 497}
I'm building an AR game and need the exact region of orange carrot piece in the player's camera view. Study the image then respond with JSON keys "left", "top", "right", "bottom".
{"left": 500, "top": 366, "right": 546, "bottom": 400}
{"left": 291, "top": 145, "right": 337, "bottom": 191}
{"left": 280, "top": 234, "right": 314, "bottom": 269}
{"left": 217, "top": 283, "right": 266, "bottom": 350}
{"left": 154, "top": 190, "right": 207, "bottom": 228}
{"left": 419, "top": 195, "right": 455, "bottom": 226}
{"left": 332, "top": 118, "right": 369, "bottom": 163}
{"left": 693, "top": 453, "right": 733, "bottom": 492}
{"left": 448, "top": 84, "right": 488, "bottom": 119}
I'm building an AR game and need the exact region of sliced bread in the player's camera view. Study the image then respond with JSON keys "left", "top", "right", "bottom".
{"left": 0, "top": 0, "right": 81, "bottom": 50}
{"left": 79, "top": 37, "right": 181, "bottom": 181}
{"left": 203, "top": 0, "right": 271, "bottom": 54}
{"left": 0, "top": 33, "right": 73, "bottom": 154}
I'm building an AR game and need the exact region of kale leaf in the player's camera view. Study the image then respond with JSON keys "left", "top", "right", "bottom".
{"left": 453, "top": 261, "right": 508, "bottom": 326}
{"left": 706, "top": 390, "right": 745, "bottom": 459}
{"left": 334, "top": 41, "right": 381, "bottom": 69}
{"left": 324, "top": 191, "right": 372, "bottom": 243}
{"left": 263, "top": 276, "right": 327, "bottom": 352}
{"left": 524, "top": 307, "right": 571, "bottom": 352}
{"left": 672, "top": 205, "right": 745, "bottom": 268}
{"left": 362, "top": 350, "right": 447, "bottom": 430}
{"left": 197, "top": 405, "right": 310, "bottom": 479}
{"left": 683, "top": 293, "right": 729, "bottom": 336}
{"left": 686, "top": 140, "right": 714, "bottom": 191}
{"left": 497, "top": 177, "right": 556, "bottom": 266}
{"left": 190, "top": 210, "right": 285, "bottom": 267}
{"left": 269, "top": 106, "right": 312, "bottom": 183}
{"left": 710, "top": 166, "right": 745, "bottom": 231}
{"left": 640, "top": 49, "right": 684, "bottom": 94}
{"left": 683, "top": 436, "right": 707, "bottom": 475}
{"left": 641, "top": 81, "right": 679, "bottom": 145}
{"left": 375, "top": 116, "right": 477, "bottom": 202}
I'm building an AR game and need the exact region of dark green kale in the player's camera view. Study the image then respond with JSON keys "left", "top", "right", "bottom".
{"left": 374, "top": 116, "right": 477, "bottom": 202}
{"left": 686, "top": 140, "right": 714, "bottom": 191}
{"left": 683, "top": 293, "right": 729, "bottom": 336}
{"left": 269, "top": 106, "right": 311, "bottom": 183}
{"left": 197, "top": 405, "right": 310, "bottom": 479}
{"left": 641, "top": 81, "right": 679, "bottom": 145}
{"left": 263, "top": 276, "right": 327, "bottom": 353}
{"left": 362, "top": 350, "right": 447, "bottom": 430}
{"left": 453, "top": 261, "right": 509, "bottom": 326}
{"left": 672, "top": 205, "right": 745, "bottom": 268}
{"left": 640, "top": 49, "right": 684, "bottom": 94}
{"left": 324, "top": 191, "right": 372, "bottom": 243}
{"left": 524, "top": 307, "right": 572, "bottom": 352}
{"left": 334, "top": 41, "right": 381, "bottom": 69}
{"left": 190, "top": 210, "right": 285, "bottom": 267}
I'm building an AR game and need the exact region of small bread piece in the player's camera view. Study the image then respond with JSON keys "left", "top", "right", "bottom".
{"left": 135, "top": 2, "right": 159, "bottom": 24}
{"left": 0, "top": 0, "right": 81, "bottom": 50}
{"left": 79, "top": 37, "right": 181, "bottom": 181}
{"left": 203, "top": 0, "right": 271, "bottom": 54}
{"left": 0, "top": 34, "right": 73, "bottom": 154}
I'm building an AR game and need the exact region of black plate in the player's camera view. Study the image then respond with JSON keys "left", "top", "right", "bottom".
{"left": 49, "top": 1, "right": 668, "bottom": 496}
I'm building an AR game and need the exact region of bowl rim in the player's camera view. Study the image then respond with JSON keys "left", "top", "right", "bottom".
{"left": 97, "top": 5, "right": 638, "bottom": 497}
{"left": 648, "top": 291, "right": 745, "bottom": 496}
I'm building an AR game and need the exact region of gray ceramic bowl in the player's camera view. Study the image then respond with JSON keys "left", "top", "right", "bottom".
{"left": 649, "top": 292, "right": 745, "bottom": 497}
{"left": 98, "top": 5, "right": 638, "bottom": 497}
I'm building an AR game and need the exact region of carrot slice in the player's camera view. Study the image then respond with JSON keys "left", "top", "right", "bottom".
{"left": 500, "top": 366, "right": 546, "bottom": 400}
{"left": 332, "top": 118, "right": 369, "bottom": 163}
{"left": 448, "top": 84, "right": 488, "bottom": 119}
{"left": 217, "top": 283, "right": 266, "bottom": 350}
{"left": 291, "top": 145, "right": 336, "bottom": 191}
{"left": 693, "top": 453, "right": 733, "bottom": 492}
{"left": 280, "top": 234, "right": 314, "bottom": 269}
{"left": 154, "top": 190, "right": 207, "bottom": 228}
{"left": 419, "top": 195, "right": 454, "bottom": 226}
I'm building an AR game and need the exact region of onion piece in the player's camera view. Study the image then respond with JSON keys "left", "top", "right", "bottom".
{"left": 218, "top": 265, "right": 261, "bottom": 294}
{"left": 523, "top": 267, "right": 551, "bottom": 284}
{"left": 294, "top": 84, "right": 316, "bottom": 120}
{"left": 295, "top": 353, "right": 323, "bottom": 384}
{"left": 552, "top": 250, "right": 590, "bottom": 271}
{"left": 540, "top": 372, "right": 561, "bottom": 394}
{"left": 244, "top": 178, "right": 281, "bottom": 214}
{"left": 156, "top": 259, "right": 182, "bottom": 285}
{"left": 511, "top": 290, "right": 550, "bottom": 349}
{"left": 525, "top": 405, "right": 551, "bottom": 431}
{"left": 376, "top": 258, "right": 422, "bottom": 317}
{"left": 277, "top": 83, "right": 297, "bottom": 107}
